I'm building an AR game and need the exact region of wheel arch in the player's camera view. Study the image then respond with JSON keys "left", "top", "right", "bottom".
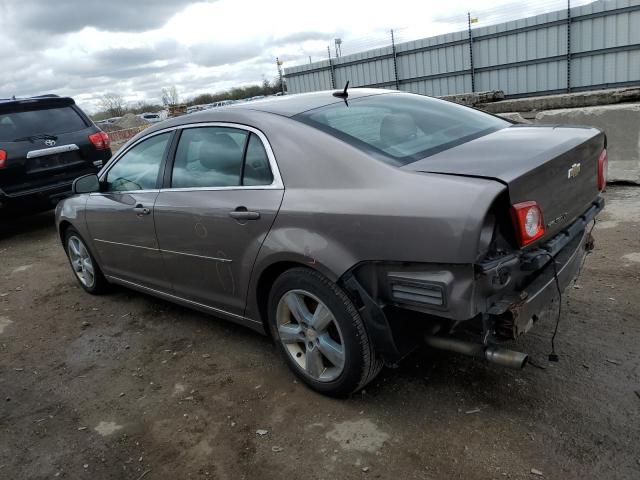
{"left": 251, "top": 255, "right": 344, "bottom": 338}
{"left": 58, "top": 219, "right": 73, "bottom": 244}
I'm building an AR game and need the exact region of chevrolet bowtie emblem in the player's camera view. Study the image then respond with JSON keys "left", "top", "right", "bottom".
{"left": 567, "top": 163, "right": 581, "bottom": 179}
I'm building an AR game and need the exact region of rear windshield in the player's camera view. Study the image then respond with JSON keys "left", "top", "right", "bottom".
{"left": 0, "top": 105, "right": 88, "bottom": 142}
{"left": 295, "top": 93, "right": 509, "bottom": 166}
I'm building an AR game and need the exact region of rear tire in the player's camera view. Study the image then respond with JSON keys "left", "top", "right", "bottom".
{"left": 64, "top": 228, "right": 108, "bottom": 294}
{"left": 267, "top": 267, "right": 382, "bottom": 397}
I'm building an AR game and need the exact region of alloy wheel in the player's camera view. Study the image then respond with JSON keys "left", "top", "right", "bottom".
{"left": 67, "top": 235, "right": 95, "bottom": 288}
{"left": 276, "top": 289, "right": 346, "bottom": 382}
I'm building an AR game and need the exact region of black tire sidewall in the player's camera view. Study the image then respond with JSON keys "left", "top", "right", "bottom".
{"left": 268, "top": 268, "right": 371, "bottom": 397}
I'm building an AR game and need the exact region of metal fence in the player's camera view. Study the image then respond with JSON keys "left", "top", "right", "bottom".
{"left": 284, "top": 0, "right": 640, "bottom": 98}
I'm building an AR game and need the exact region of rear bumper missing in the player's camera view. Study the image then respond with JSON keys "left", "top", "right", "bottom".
{"left": 341, "top": 197, "right": 604, "bottom": 364}
{"left": 484, "top": 197, "right": 603, "bottom": 338}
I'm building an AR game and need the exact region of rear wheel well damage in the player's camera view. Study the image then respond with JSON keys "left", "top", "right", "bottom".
{"left": 339, "top": 265, "right": 454, "bottom": 365}
{"left": 253, "top": 259, "right": 416, "bottom": 366}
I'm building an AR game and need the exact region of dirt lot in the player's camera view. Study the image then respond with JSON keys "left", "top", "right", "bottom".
{"left": 1, "top": 187, "right": 638, "bottom": 480}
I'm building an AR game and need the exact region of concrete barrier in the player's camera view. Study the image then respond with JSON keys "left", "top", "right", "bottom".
{"left": 534, "top": 103, "right": 640, "bottom": 184}
{"left": 479, "top": 87, "right": 640, "bottom": 114}
{"left": 496, "top": 112, "right": 531, "bottom": 124}
{"left": 440, "top": 90, "right": 505, "bottom": 107}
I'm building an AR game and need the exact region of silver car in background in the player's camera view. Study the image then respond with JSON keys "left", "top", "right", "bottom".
{"left": 56, "top": 89, "right": 606, "bottom": 396}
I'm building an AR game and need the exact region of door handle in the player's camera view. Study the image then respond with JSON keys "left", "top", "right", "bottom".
{"left": 229, "top": 207, "right": 260, "bottom": 221}
{"left": 133, "top": 204, "right": 151, "bottom": 216}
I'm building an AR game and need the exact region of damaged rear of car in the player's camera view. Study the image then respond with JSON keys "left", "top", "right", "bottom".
{"left": 290, "top": 91, "right": 606, "bottom": 373}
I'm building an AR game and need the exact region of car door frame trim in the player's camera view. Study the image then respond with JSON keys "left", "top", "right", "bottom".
{"left": 98, "top": 122, "right": 284, "bottom": 194}
{"left": 94, "top": 238, "right": 233, "bottom": 263}
{"left": 93, "top": 238, "right": 159, "bottom": 252}
{"left": 160, "top": 248, "right": 232, "bottom": 263}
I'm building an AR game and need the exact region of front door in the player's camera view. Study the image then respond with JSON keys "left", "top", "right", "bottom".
{"left": 153, "top": 126, "right": 284, "bottom": 317}
{"left": 85, "top": 131, "right": 173, "bottom": 290}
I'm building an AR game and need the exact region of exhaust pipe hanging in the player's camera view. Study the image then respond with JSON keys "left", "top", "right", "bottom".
{"left": 424, "top": 335, "right": 528, "bottom": 369}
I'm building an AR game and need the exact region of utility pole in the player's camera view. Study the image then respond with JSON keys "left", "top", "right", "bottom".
{"left": 390, "top": 29, "right": 400, "bottom": 90}
{"left": 327, "top": 45, "right": 336, "bottom": 89}
{"left": 567, "top": 0, "right": 572, "bottom": 93}
{"left": 467, "top": 12, "right": 476, "bottom": 93}
{"left": 276, "top": 57, "right": 285, "bottom": 94}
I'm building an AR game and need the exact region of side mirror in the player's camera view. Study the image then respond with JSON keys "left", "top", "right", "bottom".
{"left": 72, "top": 174, "right": 101, "bottom": 194}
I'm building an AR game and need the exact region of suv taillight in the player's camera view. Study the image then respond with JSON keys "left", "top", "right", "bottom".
{"left": 597, "top": 148, "right": 608, "bottom": 191}
{"left": 0, "top": 150, "right": 6, "bottom": 168}
{"left": 89, "top": 131, "right": 110, "bottom": 150}
{"left": 510, "top": 201, "right": 545, "bottom": 247}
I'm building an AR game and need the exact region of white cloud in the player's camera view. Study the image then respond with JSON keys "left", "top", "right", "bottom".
{"left": 0, "top": 0, "right": 587, "bottom": 113}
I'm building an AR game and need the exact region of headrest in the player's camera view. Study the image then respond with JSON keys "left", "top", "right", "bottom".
{"left": 379, "top": 113, "right": 417, "bottom": 147}
{"left": 198, "top": 133, "right": 242, "bottom": 172}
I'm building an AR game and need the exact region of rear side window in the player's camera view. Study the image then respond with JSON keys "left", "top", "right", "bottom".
{"left": 0, "top": 106, "right": 88, "bottom": 142}
{"left": 243, "top": 133, "right": 273, "bottom": 186}
{"left": 171, "top": 128, "right": 274, "bottom": 188}
{"left": 296, "top": 94, "right": 509, "bottom": 166}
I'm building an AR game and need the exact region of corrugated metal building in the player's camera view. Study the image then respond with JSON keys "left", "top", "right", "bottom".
{"left": 284, "top": 0, "right": 640, "bottom": 97}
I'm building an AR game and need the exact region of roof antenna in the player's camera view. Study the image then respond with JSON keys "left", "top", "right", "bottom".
{"left": 333, "top": 81, "right": 349, "bottom": 98}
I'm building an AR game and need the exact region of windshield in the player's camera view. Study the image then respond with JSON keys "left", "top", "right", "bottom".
{"left": 0, "top": 105, "right": 88, "bottom": 142}
{"left": 295, "top": 93, "right": 509, "bottom": 166}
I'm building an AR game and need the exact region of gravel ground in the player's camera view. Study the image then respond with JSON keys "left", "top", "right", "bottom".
{"left": 1, "top": 186, "right": 638, "bottom": 480}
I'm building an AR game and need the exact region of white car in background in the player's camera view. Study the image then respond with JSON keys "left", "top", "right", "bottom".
{"left": 139, "top": 112, "right": 162, "bottom": 123}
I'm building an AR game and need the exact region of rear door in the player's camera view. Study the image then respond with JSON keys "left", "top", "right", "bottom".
{"left": 85, "top": 131, "right": 173, "bottom": 290}
{"left": 153, "top": 124, "right": 284, "bottom": 318}
{"left": 0, "top": 100, "right": 104, "bottom": 197}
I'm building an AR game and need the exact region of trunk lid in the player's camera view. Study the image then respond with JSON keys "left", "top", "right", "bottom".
{"left": 404, "top": 124, "right": 605, "bottom": 241}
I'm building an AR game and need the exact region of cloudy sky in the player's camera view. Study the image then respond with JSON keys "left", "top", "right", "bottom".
{"left": 0, "top": 0, "right": 582, "bottom": 113}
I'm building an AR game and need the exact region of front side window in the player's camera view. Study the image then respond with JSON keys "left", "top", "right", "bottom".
{"left": 296, "top": 93, "right": 509, "bottom": 166}
{"left": 106, "top": 132, "right": 171, "bottom": 192}
{"left": 171, "top": 127, "right": 274, "bottom": 188}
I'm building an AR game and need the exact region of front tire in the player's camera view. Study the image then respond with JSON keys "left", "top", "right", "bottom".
{"left": 267, "top": 267, "right": 382, "bottom": 396}
{"left": 64, "top": 228, "right": 108, "bottom": 294}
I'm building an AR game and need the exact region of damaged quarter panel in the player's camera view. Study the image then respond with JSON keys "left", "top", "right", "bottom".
{"left": 246, "top": 115, "right": 506, "bottom": 322}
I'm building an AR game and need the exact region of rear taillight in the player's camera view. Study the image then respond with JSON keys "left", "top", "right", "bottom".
{"left": 0, "top": 150, "right": 6, "bottom": 168}
{"left": 597, "top": 148, "right": 608, "bottom": 191}
{"left": 510, "top": 201, "right": 545, "bottom": 247}
{"left": 89, "top": 131, "right": 110, "bottom": 150}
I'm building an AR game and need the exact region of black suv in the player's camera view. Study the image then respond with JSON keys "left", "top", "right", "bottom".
{"left": 0, "top": 95, "right": 111, "bottom": 213}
